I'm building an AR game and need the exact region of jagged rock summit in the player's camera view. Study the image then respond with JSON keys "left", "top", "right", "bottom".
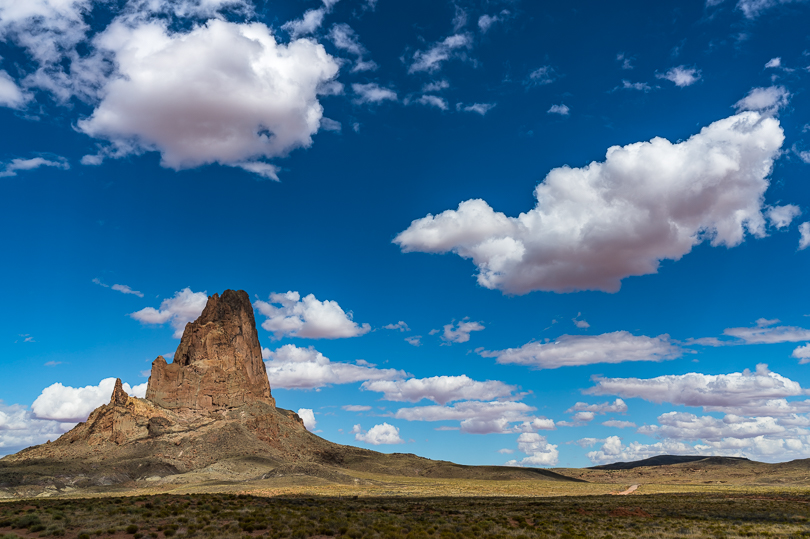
{"left": 0, "top": 289, "right": 580, "bottom": 497}
{"left": 146, "top": 289, "right": 275, "bottom": 411}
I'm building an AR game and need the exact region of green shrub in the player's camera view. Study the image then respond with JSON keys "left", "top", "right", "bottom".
{"left": 126, "top": 524, "right": 139, "bottom": 533}
{"left": 12, "top": 514, "right": 41, "bottom": 529}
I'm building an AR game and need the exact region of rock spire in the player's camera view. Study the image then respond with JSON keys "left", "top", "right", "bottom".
{"left": 145, "top": 289, "right": 275, "bottom": 411}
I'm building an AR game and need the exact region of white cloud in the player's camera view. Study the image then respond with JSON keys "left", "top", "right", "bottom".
{"left": 526, "top": 66, "right": 556, "bottom": 86}
{"left": 639, "top": 411, "right": 786, "bottom": 441}
{"left": 408, "top": 33, "right": 472, "bottom": 74}
{"left": 572, "top": 312, "right": 589, "bottom": 329}
{"left": 0, "top": 401, "right": 75, "bottom": 456}
{"left": 230, "top": 161, "right": 280, "bottom": 180}
{"left": 280, "top": 0, "right": 339, "bottom": 38}
{"left": 798, "top": 222, "right": 810, "bottom": 250}
{"left": 255, "top": 291, "right": 370, "bottom": 340}
{"left": 736, "top": 0, "right": 805, "bottom": 19}
{"left": 566, "top": 399, "right": 628, "bottom": 415}
{"left": 766, "top": 204, "right": 801, "bottom": 229}
{"left": 417, "top": 95, "right": 448, "bottom": 110}
{"left": 602, "top": 420, "right": 637, "bottom": 428}
{"left": 394, "top": 111, "right": 783, "bottom": 294}
{"left": 352, "top": 82, "right": 397, "bottom": 104}
{"left": 362, "top": 375, "right": 517, "bottom": 405}
{"left": 123, "top": 0, "right": 252, "bottom": 19}
{"left": 438, "top": 319, "right": 485, "bottom": 344}
{"left": 505, "top": 433, "right": 559, "bottom": 466}
{"left": 722, "top": 318, "right": 810, "bottom": 344}
{"left": 478, "top": 15, "right": 496, "bottom": 33}
{"left": 0, "top": 70, "right": 29, "bottom": 108}
{"left": 656, "top": 65, "right": 701, "bottom": 87}
{"left": 405, "top": 335, "right": 422, "bottom": 346}
{"left": 497, "top": 448, "right": 514, "bottom": 454}
{"left": 480, "top": 331, "right": 682, "bottom": 370}
{"left": 459, "top": 102, "right": 496, "bottom": 115}
{"left": 734, "top": 86, "right": 790, "bottom": 114}
{"left": 792, "top": 344, "right": 810, "bottom": 363}
{"left": 319, "top": 117, "right": 341, "bottom": 132}
{"left": 0, "top": 0, "right": 94, "bottom": 101}
{"left": 423, "top": 80, "right": 449, "bottom": 93}
{"left": 129, "top": 287, "right": 208, "bottom": 338}
{"left": 297, "top": 408, "right": 316, "bottom": 431}
{"left": 451, "top": 5, "right": 467, "bottom": 31}
{"left": 77, "top": 19, "right": 339, "bottom": 178}
{"left": 328, "top": 23, "right": 377, "bottom": 72}
{"left": 547, "top": 104, "right": 569, "bottom": 116}
{"left": 384, "top": 321, "right": 409, "bottom": 332}
{"left": 353, "top": 422, "right": 404, "bottom": 445}
{"left": 393, "top": 400, "right": 552, "bottom": 434}
{"left": 765, "top": 57, "right": 782, "bottom": 68}
{"left": 342, "top": 405, "right": 371, "bottom": 412}
{"left": 0, "top": 156, "right": 69, "bottom": 178}
{"left": 111, "top": 284, "right": 144, "bottom": 297}
{"left": 616, "top": 53, "right": 634, "bottom": 70}
{"left": 618, "top": 80, "right": 652, "bottom": 91}
{"left": 282, "top": 8, "right": 325, "bottom": 38}
{"left": 570, "top": 437, "right": 605, "bottom": 448}
{"left": 477, "top": 11, "right": 509, "bottom": 33}
{"left": 263, "top": 344, "right": 406, "bottom": 389}
{"left": 586, "top": 435, "right": 700, "bottom": 465}
{"left": 586, "top": 364, "right": 810, "bottom": 416}
{"left": 570, "top": 411, "right": 595, "bottom": 423}
{"left": 587, "top": 426, "right": 810, "bottom": 464}
{"left": 699, "top": 435, "right": 810, "bottom": 460}
{"left": 795, "top": 146, "right": 810, "bottom": 164}
{"left": 31, "top": 377, "right": 147, "bottom": 422}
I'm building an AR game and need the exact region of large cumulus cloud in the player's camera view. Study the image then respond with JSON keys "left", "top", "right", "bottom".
{"left": 78, "top": 18, "right": 340, "bottom": 178}
{"left": 586, "top": 364, "right": 809, "bottom": 416}
{"left": 480, "top": 331, "right": 683, "bottom": 369}
{"left": 394, "top": 111, "right": 784, "bottom": 294}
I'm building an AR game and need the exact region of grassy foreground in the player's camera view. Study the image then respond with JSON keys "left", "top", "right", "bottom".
{"left": 3, "top": 476, "right": 810, "bottom": 539}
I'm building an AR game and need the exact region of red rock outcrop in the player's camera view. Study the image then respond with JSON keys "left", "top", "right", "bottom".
{"left": 145, "top": 289, "right": 275, "bottom": 411}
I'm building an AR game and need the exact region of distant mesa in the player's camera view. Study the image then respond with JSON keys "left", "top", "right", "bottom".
{"left": 588, "top": 455, "right": 751, "bottom": 471}
{"left": 0, "top": 289, "right": 577, "bottom": 497}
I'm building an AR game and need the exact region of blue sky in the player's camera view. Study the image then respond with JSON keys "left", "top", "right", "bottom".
{"left": 2, "top": 0, "right": 810, "bottom": 468}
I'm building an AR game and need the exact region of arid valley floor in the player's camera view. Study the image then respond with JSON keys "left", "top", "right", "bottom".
{"left": 4, "top": 460, "right": 810, "bottom": 539}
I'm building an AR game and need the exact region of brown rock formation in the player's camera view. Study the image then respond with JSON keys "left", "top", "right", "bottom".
{"left": 0, "top": 290, "right": 313, "bottom": 479}
{"left": 145, "top": 289, "right": 275, "bottom": 411}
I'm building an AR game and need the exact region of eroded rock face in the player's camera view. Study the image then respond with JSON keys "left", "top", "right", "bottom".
{"left": 54, "top": 377, "right": 175, "bottom": 448}
{"left": 145, "top": 289, "right": 275, "bottom": 411}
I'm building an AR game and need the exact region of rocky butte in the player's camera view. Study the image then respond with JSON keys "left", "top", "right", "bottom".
{"left": 0, "top": 290, "right": 576, "bottom": 497}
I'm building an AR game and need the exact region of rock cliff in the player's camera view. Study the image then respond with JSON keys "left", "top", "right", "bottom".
{"left": 146, "top": 289, "right": 275, "bottom": 411}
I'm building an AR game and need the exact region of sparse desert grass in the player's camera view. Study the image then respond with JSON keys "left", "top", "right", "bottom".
{"left": 2, "top": 488, "right": 810, "bottom": 538}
